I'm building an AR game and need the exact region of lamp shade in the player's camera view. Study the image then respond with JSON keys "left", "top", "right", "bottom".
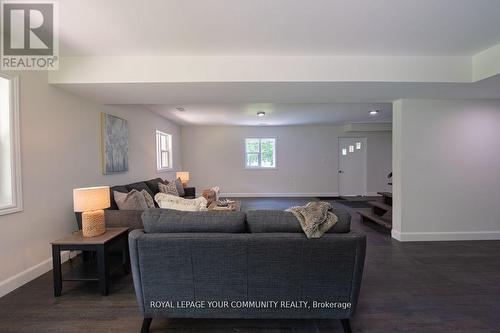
{"left": 176, "top": 171, "right": 190, "bottom": 183}
{"left": 73, "top": 186, "right": 110, "bottom": 212}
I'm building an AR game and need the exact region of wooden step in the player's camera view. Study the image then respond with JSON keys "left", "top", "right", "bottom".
{"left": 357, "top": 210, "right": 392, "bottom": 229}
{"left": 377, "top": 192, "right": 392, "bottom": 206}
{"left": 339, "top": 195, "right": 370, "bottom": 202}
{"left": 368, "top": 201, "right": 392, "bottom": 216}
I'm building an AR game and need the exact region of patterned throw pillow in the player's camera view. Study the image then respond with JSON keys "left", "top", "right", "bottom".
{"left": 159, "top": 182, "right": 179, "bottom": 196}
{"left": 141, "top": 189, "right": 155, "bottom": 208}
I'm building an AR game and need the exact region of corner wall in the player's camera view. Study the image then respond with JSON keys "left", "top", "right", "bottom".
{"left": 392, "top": 99, "right": 500, "bottom": 241}
{"left": 181, "top": 125, "right": 392, "bottom": 196}
{"left": 0, "top": 71, "right": 181, "bottom": 297}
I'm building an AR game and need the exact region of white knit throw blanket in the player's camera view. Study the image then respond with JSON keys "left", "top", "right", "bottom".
{"left": 286, "top": 201, "right": 338, "bottom": 238}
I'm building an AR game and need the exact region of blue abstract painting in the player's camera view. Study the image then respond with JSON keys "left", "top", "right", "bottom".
{"left": 101, "top": 113, "right": 128, "bottom": 174}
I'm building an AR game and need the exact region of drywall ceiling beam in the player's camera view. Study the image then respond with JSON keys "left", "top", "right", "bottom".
{"left": 473, "top": 42, "right": 500, "bottom": 82}
{"left": 343, "top": 122, "right": 392, "bottom": 132}
{"left": 49, "top": 55, "right": 471, "bottom": 84}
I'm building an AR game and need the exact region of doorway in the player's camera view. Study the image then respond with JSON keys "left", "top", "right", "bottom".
{"left": 338, "top": 137, "right": 367, "bottom": 196}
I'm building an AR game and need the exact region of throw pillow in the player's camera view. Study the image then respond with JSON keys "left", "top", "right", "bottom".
{"left": 109, "top": 185, "right": 129, "bottom": 210}
{"left": 211, "top": 186, "right": 220, "bottom": 200}
{"left": 145, "top": 178, "right": 166, "bottom": 195}
{"left": 202, "top": 189, "right": 217, "bottom": 206}
{"left": 141, "top": 189, "right": 155, "bottom": 208}
{"left": 159, "top": 182, "right": 179, "bottom": 196}
{"left": 113, "top": 190, "right": 149, "bottom": 210}
{"left": 174, "top": 178, "right": 185, "bottom": 196}
{"left": 154, "top": 193, "right": 208, "bottom": 211}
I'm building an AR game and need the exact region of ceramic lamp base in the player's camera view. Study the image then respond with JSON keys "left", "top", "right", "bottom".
{"left": 82, "top": 210, "right": 106, "bottom": 237}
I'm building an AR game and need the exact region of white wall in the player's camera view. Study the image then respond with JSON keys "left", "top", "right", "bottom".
{"left": 0, "top": 71, "right": 182, "bottom": 297}
{"left": 392, "top": 99, "right": 500, "bottom": 241}
{"left": 181, "top": 125, "right": 392, "bottom": 196}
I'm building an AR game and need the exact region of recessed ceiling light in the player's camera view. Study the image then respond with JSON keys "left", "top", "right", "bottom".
{"left": 257, "top": 111, "right": 266, "bottom": 117}
{"left": 369, "top": 110, "right": 380, "bottom": 116}
{"left": 176, "top": 107, "right": 186, "bottom": 112}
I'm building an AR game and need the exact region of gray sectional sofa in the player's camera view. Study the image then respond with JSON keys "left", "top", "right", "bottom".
{"left": 75, "top": 178, "right": 196, "bottom": 230}
{"left": 129, "top": 205, "right": 366, "bottom": 333}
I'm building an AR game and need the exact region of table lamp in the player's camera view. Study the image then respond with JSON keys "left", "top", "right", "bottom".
{"left": 73, "top": 186, "right": 110, "bottom": 237}
{"left": 176, "top": 171, "right": 190, "bottom": 187}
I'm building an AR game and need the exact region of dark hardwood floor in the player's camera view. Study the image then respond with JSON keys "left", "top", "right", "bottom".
{"left": 1, "top": 197, "right": 500, "bottom": 332}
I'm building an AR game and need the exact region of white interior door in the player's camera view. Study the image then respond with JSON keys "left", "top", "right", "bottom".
{"left": 338, "top": 137, "right": 367, "bottom": 196}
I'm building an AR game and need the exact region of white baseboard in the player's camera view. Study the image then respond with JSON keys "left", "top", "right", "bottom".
{"left": 392, "top": 229, "right": 500, "bottom": 242}
{"left": 219, "top": 192, "right": 339, "bottom": 198}
{"left": 391, "top": 229, "right": 402, "bottom": 241}
{"left": 0, "top": 251, "right": 72, "bottom": 298}
{"left": 219, "top": 192, "right": 384, "bottom": 198}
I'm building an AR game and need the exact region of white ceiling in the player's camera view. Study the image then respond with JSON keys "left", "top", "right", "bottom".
{"left": 59, "top": 0, "right": 500, "bottom": 56}
{"left": 147, "top": 103, "right": 392, "bottom": 126}
{"left": 52, "top": 0, "right": 500, "bottom": 126}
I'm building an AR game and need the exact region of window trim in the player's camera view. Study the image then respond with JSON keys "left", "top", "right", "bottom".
{"left": 0, "top": 73, "right": 22, "bottom": 216}
{"left": 244, "top": 137, "right": 277, "bottom": 170}
{"left": 156, "top": 130, "right": 172, "bottom": 172}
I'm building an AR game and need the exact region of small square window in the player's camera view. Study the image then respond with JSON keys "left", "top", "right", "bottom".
{"left": 245, "top": 138, "right": 276, "bottom": 168}
{"left": 349, "top": 145, "right": 355, "bottom": 153}
{"left": 356, "top": 142, "right": 362, "bottom": 150}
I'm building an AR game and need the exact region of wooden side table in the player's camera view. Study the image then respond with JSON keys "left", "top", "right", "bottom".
{"left": 50, "top": 227, "right": 129, "bottom": 297}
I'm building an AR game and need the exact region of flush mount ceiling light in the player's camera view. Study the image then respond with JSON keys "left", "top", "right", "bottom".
{"left": 369, "top": 110, "right": 380, "bottom": 116}
{"left": 257, "top": 111, "right": 266, "bottom": 117}
{"left": 176, "top": 107, "right": 186, "bottom": 112}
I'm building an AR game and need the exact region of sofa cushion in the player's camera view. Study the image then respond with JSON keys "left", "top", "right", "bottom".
{"left": 142, "top": 208, "right": 246, "bottom": 233}
{"left": 144, "top": 178, "right": 165, "bottom": 195}
{"left": 126, "top": 181, "right": 155, "bottom": 198}
{"left": 109, "top": 185, "right": 129, "bottom": 210}
{"left": 246, "top": 204, "right": 351, "bottom": 234}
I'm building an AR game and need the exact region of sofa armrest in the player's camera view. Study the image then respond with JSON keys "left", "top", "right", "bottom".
{"left": 77, "top": 210, "right": 144, "bottom": 230}
{"left": 128, "top": 229, "right": 146, "bottom": 315}
{"left": 348, "top": 233, "right": 367, "bottom": 316}
{"left": 183, "top": 187, "right": 196, "bottom": 198}
{"left": 75, "top": 212, "right": 83, "bottom": 229}
{"left": 105, "top": 210, "right": 144, "bottom": 229}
